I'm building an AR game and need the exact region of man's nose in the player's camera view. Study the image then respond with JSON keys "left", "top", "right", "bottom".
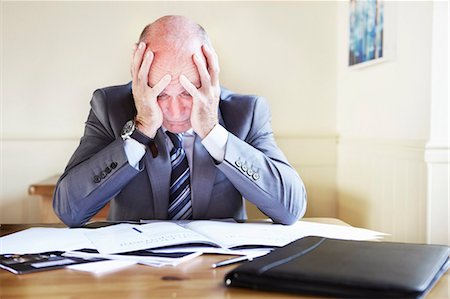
{"left": 167, "top": 97, "right": 182, "bottom": 117}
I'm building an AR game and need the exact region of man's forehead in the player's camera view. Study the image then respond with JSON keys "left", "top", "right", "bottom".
{"left": 149, "top": 55, "right": 200, "bottom": 87}
{"left": 151, "top": 54, "right": 193, "bottom": 73}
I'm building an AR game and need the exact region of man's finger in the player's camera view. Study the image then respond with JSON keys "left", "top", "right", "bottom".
{"left": 132, "top": 42, "right": 146, "bottom": 82}
{"left": 180, "top": 75, "right": 200, "bottom": 98}
{"left": 193, "top": 53, "right": 211, "bottom": 87}
{"left": 152, "top": 74, "right": 172, "bottom": 96}
{"left": 130, "top": 43, "right": 138, "bottom": 78}
{"left": 137, "top": 49, "right": 154, "bottom": 84}
{"left": 202, "top": 44, "right": 220, "bottom": 86}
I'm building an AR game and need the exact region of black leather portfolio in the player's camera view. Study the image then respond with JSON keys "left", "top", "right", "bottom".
{"left": 225, "top": 236, "right": 450, "bottom": 298}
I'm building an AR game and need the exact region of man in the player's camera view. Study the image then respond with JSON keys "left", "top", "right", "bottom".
{"left": 53, "top": 15, "right": 307, "bottom": 227}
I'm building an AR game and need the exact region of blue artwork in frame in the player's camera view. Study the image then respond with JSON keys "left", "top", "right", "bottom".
{"left": 349, "top": 0, "right": 384, "bottom": 66}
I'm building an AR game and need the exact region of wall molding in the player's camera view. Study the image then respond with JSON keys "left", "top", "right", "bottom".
{"left": 338, "top": 136, "right": 427, "bottom": 150}
{"left": 425, "top": 146, "right": 450, "bottom": 163}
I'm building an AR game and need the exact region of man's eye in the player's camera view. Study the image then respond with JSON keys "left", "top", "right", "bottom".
{"left": 181, "top": 92, "right": 191, "bottom": 98}
{"left": 158, "top": 94, "right": 168, "bottom": 100}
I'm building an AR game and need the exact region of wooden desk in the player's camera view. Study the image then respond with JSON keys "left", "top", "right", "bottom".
{"left": 28, "top": 175, "right": 109, "bottom": 223}
{"left": 0, "top": 220, "right": 448, "bottom": 299}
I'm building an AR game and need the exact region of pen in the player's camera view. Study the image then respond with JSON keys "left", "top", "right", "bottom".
{"left": 211, "top": 255, "right": 253, "bottom": 268}
{"left": 132, "top": 227, "right": 143, "bottom": 233}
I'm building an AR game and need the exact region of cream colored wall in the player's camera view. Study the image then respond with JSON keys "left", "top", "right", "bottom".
{"left": 336, "top": 1, "right": 434, "bottom": 243}
{"left": 426, "top": 0, "right": 449, "bottom": 245}
{"left": 1, "top": 2, "right": 338, "bottom": 223}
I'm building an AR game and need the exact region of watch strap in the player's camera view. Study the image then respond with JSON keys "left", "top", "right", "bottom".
{"left": 130, "top": 127, "right": 154, "bottom": 147}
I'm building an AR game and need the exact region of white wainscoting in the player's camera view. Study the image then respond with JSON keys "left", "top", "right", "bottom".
{"left": 246, "top": 135, "right": 338, "bottom": 219}
{"left": 337, "top": 137, "right": 428, "bottom": 243}
{"left": 1, "top": 136, "right": 339, "bottom": 223}
{"left": 0, "top": 139, "right": 79, "bottom": 223}
{"left": 425, "top": 145, "right": 450, "bottom": 245}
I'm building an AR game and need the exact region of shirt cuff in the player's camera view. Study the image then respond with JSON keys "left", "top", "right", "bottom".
{"left": 201, "top": 124, "right": 228, "bottom": 163}
{"left": 123, "top": 138, "right": 146, "bottom": 170}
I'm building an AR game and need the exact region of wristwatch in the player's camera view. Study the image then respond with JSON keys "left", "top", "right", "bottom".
{"left": 121, "top": 120, "right": 154, "bottom": 147}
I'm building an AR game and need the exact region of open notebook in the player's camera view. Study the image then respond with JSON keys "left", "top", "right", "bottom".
{"left": 83, "top": 220, "right": 386, "bottom": 254}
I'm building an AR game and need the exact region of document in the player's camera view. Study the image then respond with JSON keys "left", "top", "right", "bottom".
{"left": 63, "top": 248, "right": 202, "bottom": 267}
{"left": 84, "top": 220, "right": 386, "bottom": 255}
{"left": 84, "top": 222, "right": 218, "bottom": 254}
{"left": 0, "top": 227, "right": 94, "bottom": 254}
{"left": 67, "top": 260, "right": 137, "bottom": 274}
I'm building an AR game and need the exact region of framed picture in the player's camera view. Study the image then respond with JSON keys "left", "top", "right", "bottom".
{"left": 349, "top": 0, "right": 395, "bottom": 68}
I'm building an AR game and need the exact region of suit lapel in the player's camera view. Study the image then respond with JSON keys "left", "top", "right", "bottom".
{"left": 144, "top": 129, "right": 171, "bottom": 219}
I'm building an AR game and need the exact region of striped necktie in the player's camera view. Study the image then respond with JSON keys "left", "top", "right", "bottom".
{"left": 166, "top": 132, "right": 193, "bottom": 220}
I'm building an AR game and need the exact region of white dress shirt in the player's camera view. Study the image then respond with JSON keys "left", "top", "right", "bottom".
{"left": 123, "top": 124, "right": 229, "bottom": 170}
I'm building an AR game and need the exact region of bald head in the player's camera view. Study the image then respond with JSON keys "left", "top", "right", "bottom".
{"left": 139, "top": 15, "right": 209, "bottom": 65}
{"left": 139, "top": 15, "right": 208, "bottom": 46}
{"left": 139, "top": 15, "right": 209, "bottom": 87}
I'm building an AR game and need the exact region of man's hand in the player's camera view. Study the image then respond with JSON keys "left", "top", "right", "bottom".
{"left": 131, "top": 42, "right": 171, "bottom": 138}
{"left": 180, "top": 44, "right": 221, "bottom": 139}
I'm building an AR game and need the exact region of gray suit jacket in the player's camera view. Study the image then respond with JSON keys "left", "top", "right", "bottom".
{"left": 53, "top": 83, "right": 307, "bottom": 227}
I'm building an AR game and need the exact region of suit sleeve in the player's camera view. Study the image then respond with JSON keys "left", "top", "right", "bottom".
{"left": 216, "top": 97, "right": 307, "bottom": 225}
{"left": 53, "top": 89, "right": 141, "bottom": 227}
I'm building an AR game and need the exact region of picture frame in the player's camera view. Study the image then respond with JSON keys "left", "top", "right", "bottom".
{"left": 349, "top": 0, "right": 396, "bottom": 69}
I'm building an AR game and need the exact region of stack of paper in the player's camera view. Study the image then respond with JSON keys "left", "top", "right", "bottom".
{"left": 0, "top": 220, "right": 387, "bottom": 272}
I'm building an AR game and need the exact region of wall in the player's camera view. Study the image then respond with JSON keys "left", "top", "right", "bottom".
{"left": 1, "top": 2, "right": 338, "bottom": 223}
{"left": 336, "top": 1, "right": 434, "bottom": 242}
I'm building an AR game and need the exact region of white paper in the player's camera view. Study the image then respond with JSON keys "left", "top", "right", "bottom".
{"left": 67, "top": 260, "right": 137, "bottom": 274}
{"left": 84, "top": 222, "right": 217, "bottom": 254}
{"left": 151, "top": 246, "right": 273, "bottom": 256}
{"left": 0, "top": 227, "right": 94, "bottom": 254}
{"left": 84, "top": 220, "right": 386, "bottom": 255}
{"left": 183, "top": 220, "right": 386, "bottom": 249}
{"left": 183, "top": 221, "right": 296, "bottom": 248}
{"left": 63, "top": 250, "right": 202, "bottom": 267}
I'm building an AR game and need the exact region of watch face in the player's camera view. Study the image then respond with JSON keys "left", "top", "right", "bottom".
{"left": 121, "top": 120, "right": 135, "bottom": 136}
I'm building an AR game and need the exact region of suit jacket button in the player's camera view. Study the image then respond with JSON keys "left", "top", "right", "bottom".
{"left": 100, "top": 171, "right": 107, "bottom": 179}
{"left": 235, "top": 160, "right": 242, "bottom": 168}
{"left": 110, "top": 162, "right": 118, "bottom": 169}
{"left": 93, "top": 175, "right": 101, "bottom": 183}
{"left": 252, "top": 173, "right": 260, "bottom": 180}
{"left": 247, "top": 169, "right": 254, "bottom": 176}
{"left": 105, "top": 166, "right": 111, "bottom": 173}
{"left": 241, "top": 164, "right": 248, "bottom": 172}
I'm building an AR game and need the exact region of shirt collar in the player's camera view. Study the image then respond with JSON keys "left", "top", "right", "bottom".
{"left": 162, "top": 127, "right": 194, "bottom": 137}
